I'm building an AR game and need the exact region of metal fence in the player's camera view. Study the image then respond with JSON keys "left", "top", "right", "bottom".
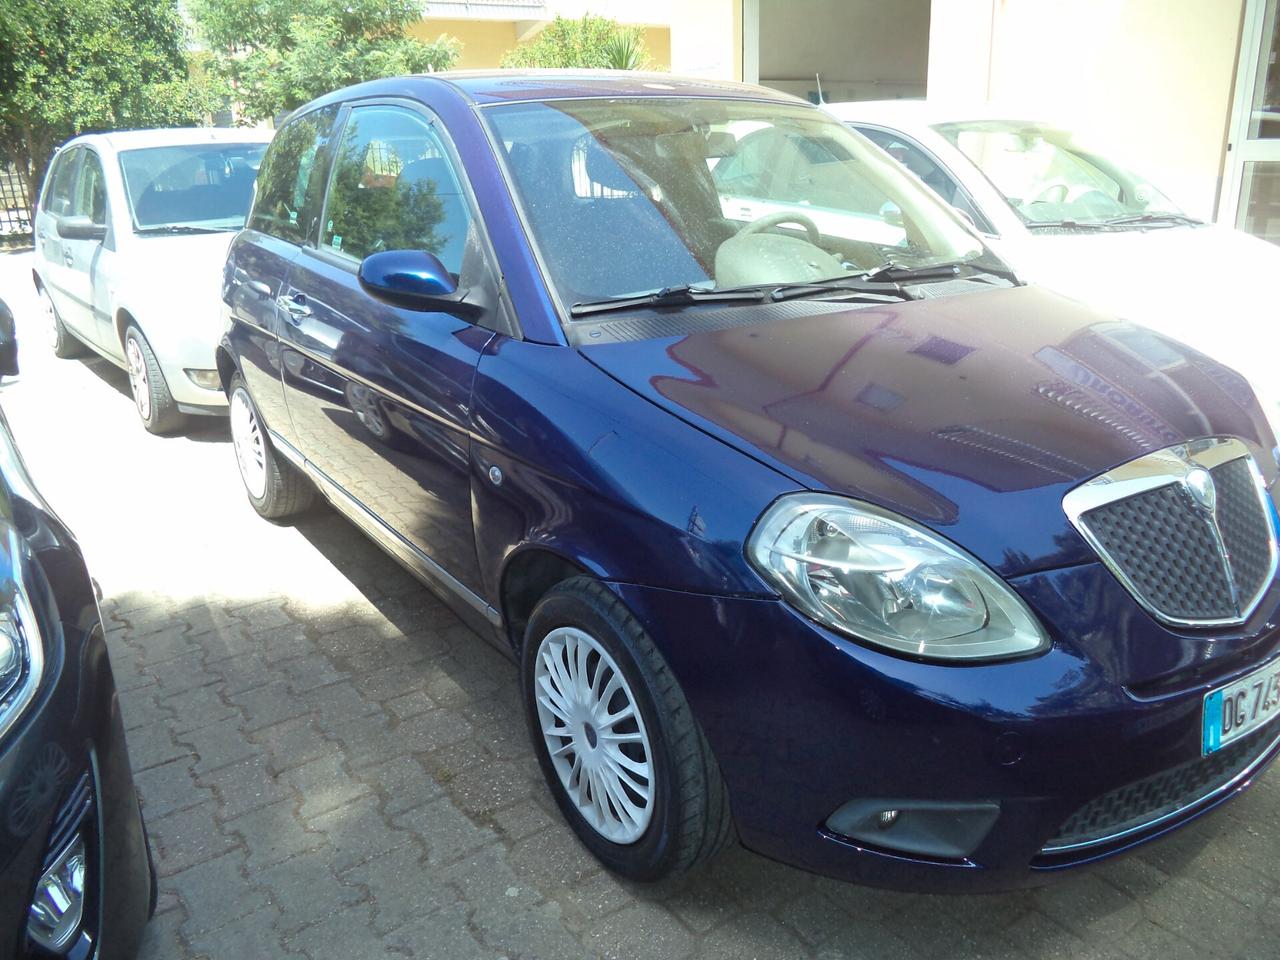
{"left": 0, "top": 166, "right": 32, "bottom": 240}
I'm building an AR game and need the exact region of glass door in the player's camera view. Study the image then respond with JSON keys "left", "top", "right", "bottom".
{"left": 1224, "top": 0, "right": 1280, "bottom": 244}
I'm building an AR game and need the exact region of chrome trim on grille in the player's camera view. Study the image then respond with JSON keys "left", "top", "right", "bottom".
{"left": 1062, "top": 437, "right": 1278, "bottom": 627}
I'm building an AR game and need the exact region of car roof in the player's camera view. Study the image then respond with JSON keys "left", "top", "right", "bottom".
{"left": 67, "top": 127, "right": 275, "bottom": 153}
{"left": 297, "top": 70, "right": 809, "bottom": 112}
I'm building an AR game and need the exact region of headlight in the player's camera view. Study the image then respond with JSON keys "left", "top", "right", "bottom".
{"left": 0, "top": 551, "right": 44, "bottom": 742}
{"left": 1249, "top": 379, "right": 1280, "bottom": 453}
{"left": 747, "top": 494, "right": 1049, "bottom": 661}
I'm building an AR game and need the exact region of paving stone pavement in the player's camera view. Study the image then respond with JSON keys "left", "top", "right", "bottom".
{"left": 3, "top": 248, "right": 1279, "bottom": 959}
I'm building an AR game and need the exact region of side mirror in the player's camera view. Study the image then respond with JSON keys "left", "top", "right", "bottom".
{"left": 0, "top": 299, "right": 18, "bottom": 377}
{"left": 58, "top": 215, "right": 106, "bottom": 242}
{"left": 358, "top": 250, "right": 475, "bottom": 314}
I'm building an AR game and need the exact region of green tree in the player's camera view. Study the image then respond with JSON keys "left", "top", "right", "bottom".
{"left": 500, "top": 14, "right": 650, "bottom": 70}
{"left": 189, "top": 0, "right": 461, "bottom": 123}
{"left": 0, "top": 0, "right": 217, "bottom": 213}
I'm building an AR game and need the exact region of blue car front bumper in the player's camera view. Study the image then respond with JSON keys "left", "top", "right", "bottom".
{"left": 610, "top": 567, "right": 1280, "bottom": 892}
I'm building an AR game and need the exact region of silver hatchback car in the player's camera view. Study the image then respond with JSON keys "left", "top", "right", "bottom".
{"left": 32, "top": 127, "right": 273, "bottom": 433}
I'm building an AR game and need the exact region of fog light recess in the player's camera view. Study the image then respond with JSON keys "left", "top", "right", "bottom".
{"left": 184, "top": 368, "right": 222, "bottom": 390}
{"left": 826, "top": 799, "right": 1000, "bottom": 859}
{"left": 27, "top": 834, "right": 87, "bottom": 953}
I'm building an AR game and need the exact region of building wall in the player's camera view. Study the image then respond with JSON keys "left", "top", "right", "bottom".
{"left": 417, "top": 8, "right": 680, "bottom": 72}
{"left": 757, "top": 0, "right": 930, "bottom": 102}
{"left": 929, "top": 0, "right": 1246, "bottom": 220}
{"left": 410, "top": 19, "right": 517, "bottom": 70}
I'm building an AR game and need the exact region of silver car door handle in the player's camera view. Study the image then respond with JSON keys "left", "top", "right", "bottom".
{"left": 277, "top": 294, "right": 312, "bottom": 322}
{"left": 246, "top": 279, "right": 272, "bottom": 299}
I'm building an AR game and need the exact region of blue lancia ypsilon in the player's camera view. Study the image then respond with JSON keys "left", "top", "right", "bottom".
{"left": 218, "top": 72, "right": 1280, "bottom": 890}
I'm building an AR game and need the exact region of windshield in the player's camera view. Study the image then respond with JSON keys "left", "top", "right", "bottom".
{"left": 933, "top": 120, "right": 1183, "bottom": 226}
{"left": 119, "top": 143, "right": 268, "bottom": 231}
{"left": 484, "top": 98, "right": 987, "bottom": 311}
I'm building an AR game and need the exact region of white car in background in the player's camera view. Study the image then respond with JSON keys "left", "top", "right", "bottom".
{"left": 32, "top": 127, "right": 273, "bottom": 434}
{"left": 824, "top": 101, "right": 1280, "bottom": 396}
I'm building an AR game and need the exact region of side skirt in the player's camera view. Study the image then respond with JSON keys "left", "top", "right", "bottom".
{"left": 268, "top": 429, "right": 514, "bottom": 660}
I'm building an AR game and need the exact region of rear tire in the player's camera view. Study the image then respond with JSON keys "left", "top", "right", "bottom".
{"left": 228, "top": 372, "right": 314, "bottom": 521}
{"left": 40, "top": 285, "right": 83, "bottom": 359}
{"left": 124, "top": 325, "right": 184, "bottom": 435}
{"left": 521, "top": 577, "right": 733, "bottom": 881}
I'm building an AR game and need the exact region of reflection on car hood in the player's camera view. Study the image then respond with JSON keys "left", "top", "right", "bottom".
{"left": 1007, "top": 224, "right": 1280, "bottom": 390}
{"left": 579, "top": 284, "right": 1276, "bottom": 577}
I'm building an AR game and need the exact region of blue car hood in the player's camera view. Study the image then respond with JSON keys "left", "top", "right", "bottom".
{"left": 579, "top": 284, "right": 1277, "bottom": 579}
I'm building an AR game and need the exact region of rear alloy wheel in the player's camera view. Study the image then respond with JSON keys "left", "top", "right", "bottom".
{"left": 40, "top": 286, "right": 83, "bottom": 359}
{"left": 228, "top": 373, "right": 314, "bottom": 521}
{"left": 124, "top": 325, "right": 183, "bottom": 435}
{"left": 522, "top": 577, "right": 733, "bottom": 880}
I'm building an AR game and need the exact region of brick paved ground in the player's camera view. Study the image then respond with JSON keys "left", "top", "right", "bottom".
{"left": 3, "top": 248, "right": 1279, "bottom": 959}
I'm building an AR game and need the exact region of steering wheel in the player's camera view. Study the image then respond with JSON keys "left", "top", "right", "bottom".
{"left": 740, "top": 211, "right": 821, "bottom": 245}
{"left": 1032, "top": 183, "right": 1070, "bottom": 205}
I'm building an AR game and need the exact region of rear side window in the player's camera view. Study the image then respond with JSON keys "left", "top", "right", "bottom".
{"left": 248, "top": 106, "right": 340, "bottom": 244}
{"left": 42, "top": 149, "right": 80, "bottom": 217}
{"left": 320, "top": 105, "right": 473, "bottom": 275}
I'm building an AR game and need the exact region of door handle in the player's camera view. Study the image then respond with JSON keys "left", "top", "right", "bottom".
{"left": 245, "top": 279, "right": 272, "bottom": 299}
{"left": 63, "top": 251, "right": 74, "bottom": 266}
{"left": 277, "top": 293, "right": 312, "bottom": 323}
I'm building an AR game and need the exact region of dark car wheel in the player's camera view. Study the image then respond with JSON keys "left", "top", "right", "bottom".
{"left": 40, "top": 285, "right": 83, "bottom": 359}
{"left": 124, "top": 325, "right": 184, "bottom": 435}
{"left": 228, "top": 372, "right": 314, "bottom": 521}
{"left": 521, "top": 577, "right": 733, "bottom": 881}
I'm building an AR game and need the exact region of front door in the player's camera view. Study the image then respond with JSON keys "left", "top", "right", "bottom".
{"left": 1223, "top": 0, "right": 1280, "bottom": 245}
{"left": 278, "top": 102, "right": 495, "bottom": 594}
{"left": 66, "top": 149, "right": 117, "bottom": 354}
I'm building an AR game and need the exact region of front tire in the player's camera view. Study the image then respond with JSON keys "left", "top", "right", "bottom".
{"left": 124, "top": 325, "right": 184, "bottom": 435}
{"left": 40, "top": 285, "right": 83, "bottom": 359}
{"left": 228, "top": 373, "right": 314, "bottom": 521}
{"left": 522, "top": 577, "right": 733, "bottom": 881}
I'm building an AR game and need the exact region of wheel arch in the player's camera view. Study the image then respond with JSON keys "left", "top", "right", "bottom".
{"left": 114, "top": 306, "right": 139, "bottom": 349}
{"left": 498, "top": 545, "right": 592, "bottom": 653}
{"left": 215, "top": 344, "right": 238, "bottom": 396}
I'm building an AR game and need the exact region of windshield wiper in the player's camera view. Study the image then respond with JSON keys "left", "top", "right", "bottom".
{"left": 859, "top": 261, "right": 963, "bottom": 284}
{"left": 1101, "top": 213, "right": 1203, "bottom": 228}
{"left": 135, "top": 224, "right": 230, "bottom": 236}
{"left": 1023, "top": 219, "right": 1118, "bottom": 232}
{"left": 766, "top": 278, "right": 914, "bottom": 303}
{"left": 570, "top": 275, "right": 923, "bottom": 317}
{"left": 570, "top": 284, "right": 766, "bottom": 317}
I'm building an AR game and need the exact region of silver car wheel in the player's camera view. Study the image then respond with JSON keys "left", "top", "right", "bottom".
{"left": 229, "top": 388, "right": 267, "bottom": 500}
{"left": 40, "top": 289, "right": 58, "bottom": 350}
{"left": 125, "top": 337, "right": 151, "bottom": 421}
{"left": 534, "top": 626, "right": 655, "bottom": 844}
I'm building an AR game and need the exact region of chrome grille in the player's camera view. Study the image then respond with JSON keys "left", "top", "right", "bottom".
{"left": 1063, "top": 438, "right": 1278, "bottom": 627}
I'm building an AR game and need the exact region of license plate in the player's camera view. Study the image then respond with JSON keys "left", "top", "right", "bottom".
{"left": 1203, "top": 658, "right": 1280, "bottom": 755}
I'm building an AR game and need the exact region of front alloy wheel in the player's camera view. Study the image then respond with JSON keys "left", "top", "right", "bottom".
{"left": 522, "top": 577, "right": 733, "bottom": 880}
{"left": 534, "top": 626, "right": 655, "bottom": 844}
{"left": 123, "top": 326, "right": 183, "bottom": 435}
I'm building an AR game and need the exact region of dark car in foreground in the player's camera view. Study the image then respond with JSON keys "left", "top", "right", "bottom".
{"left": 219, "top": 72, "right": 1280, "bottom": 891}
{"left": 0, "top": 299, "right": 153, "bottom": 957}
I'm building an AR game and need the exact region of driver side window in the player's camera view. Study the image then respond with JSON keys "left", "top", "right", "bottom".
{"left": 321, "top": 106, "right": 473, "bottom": 276}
